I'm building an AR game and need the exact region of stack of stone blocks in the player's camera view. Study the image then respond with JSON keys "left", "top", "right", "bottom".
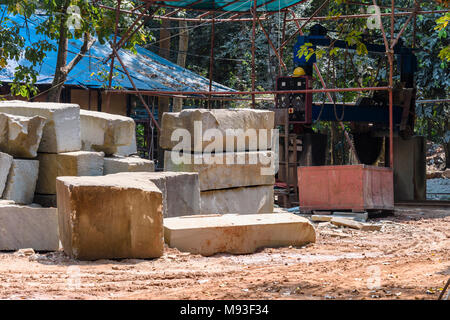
{"left": 0, "top": 102, "right": 315, "bottom": 260}
{"left": 161, "top": 108, "right": 276, "bottom": 215}
{"left": 160, "top": 109, "right": 315, "bottom": 256}
{"left": 0, "top": 101, "right": 155, "bottom": 252}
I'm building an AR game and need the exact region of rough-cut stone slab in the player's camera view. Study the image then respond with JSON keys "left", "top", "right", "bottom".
{"left": 330, "top": 217, "right": 381, "bottom": 231}
{"left": 3, "top": 159, "right": 39, "bottom": 204}
{"left": 312, "top": 212, "right": 368, "bottom": 223}
{"left": 0, "top": 112, "right": 46, "bottom": 158}
{"left": 160, "top": 108, "right": 274, "bottom": 152}
{"left": 0, "top": 202, "right": 59, "bottom": 251}
{"left": 33, "top": 194, "right": 57, "bottom": 208}
{"left": 200, "top": 185, "right": 274, "bottom": 215}
{"left": 115, "top": 132, "right": 137, "bottom": 156}
{"left": 165, "top": 150, "right": 275, "bottom": 191}
{"left": 56, "top": 175, "right": 163, "bottom": 260}
{"left": 103, "top": 156, "right": 154, "bottom": 175}
{"left": 0, "top": 152, "right": 12, "bottom": 197}
{"left": 80, "top": 110, "right": 135, "bottom": 155}
{"left": 164, "top": 213, "right": 316, "bottom": 256}
{"left": 0, "top": 100, "right": 80, "bottom": 153}
{"left": 109, "top": 172, "right": 200, "bottom": 218}
{"left": 36, "top": 151, "right": 104, "bottom": 195}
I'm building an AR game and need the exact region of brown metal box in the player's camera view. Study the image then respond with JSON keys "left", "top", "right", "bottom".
{"left": 297, "top": 165, "right": 394, "bottom": 211}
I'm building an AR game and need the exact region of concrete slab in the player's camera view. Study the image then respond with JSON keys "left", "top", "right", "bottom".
{"left": 200, "top": 185, "right": 274, "bottom": 215}
{"left": 0, "top": 152, "right": 12, "bottom": 197}
{"left": 0, "top": 112, "right": 46, "bottom": 158}
{"left": 0, "top": 203, "right": 59, "bottom": 251}
{"left": 165, "top": 150, "right": 275, "bottom": 190}
{"left": 160, "top": 108, "right": 274, "bottom": 152}
{"left": 103, "top": 156, "right": 154, "bottom": 175}
{"left": 56, "top": 175, "right": 164, "bottom": 260}
{"left": 330, "top": 217, "right": 382, "bottom": 231}
{"left": 164, "top": 213, "right": 316, "bottom": 256}
{"left": 36, "top": 151, "right": 104, "bottom": 194}
{"left": 80, "top": 110, "right": 135, "bottom": 155}
{"left": 0, "top": 100, "right": 81, "bottom": 153}
{"left": 3, "top": 159, "right": 39, "bottom": 204}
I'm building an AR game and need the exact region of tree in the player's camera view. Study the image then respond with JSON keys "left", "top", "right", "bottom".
{"left": 173, "top": 16, "right": 189, "bottom": 112}
{"left": 2, "top": 0, "right": 153, "bottom": 102}
{"left": 0, "top": 4, "right": 54, "bottom": 98}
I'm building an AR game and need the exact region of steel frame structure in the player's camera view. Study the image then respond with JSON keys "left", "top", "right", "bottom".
{"left": 96, "top": 0, "right": 448, "bottom": 171}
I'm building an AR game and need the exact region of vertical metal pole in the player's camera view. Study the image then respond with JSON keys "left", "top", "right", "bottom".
{"left": 388, "top": 0, "right": 395, "bottom": 168}
{"left": 251, "top": 0, "right": 257, "bottom": 108}
{"left": 208, "top": 11, "right": 215, "bottom": 110}
{"left": 279, "top": 11, "right": 287, "bottom": 76}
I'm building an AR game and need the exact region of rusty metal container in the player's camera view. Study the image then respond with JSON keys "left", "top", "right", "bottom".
{"left": 297, "top": 165, "right": 394, "bottom": 211}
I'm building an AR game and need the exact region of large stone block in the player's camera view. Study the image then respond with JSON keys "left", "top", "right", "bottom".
{"left": 80, "top": 110, "right": 135, "bottom": 155}
{"left": 56, "top": 175, "right": 164, "bottom": 260}
{"left": 116, "top": 131, "right": 137, "bottom": 156}
{"left": 200, "top": 185, "right": 274, "bottom": 215}
{"left": 160, "top": 108, "right": 274, "bottom": 152}
{"left": 36, "top": 151, "right": 104, "bottom": 195}
{"left": 109, "top": 172, "right": 200, "bottom": 218}
{"left": 164, "top": 213, "right": 316, "bottom": 256}
{"left": 0, "top": 112, "right": 46, "bottom": 158}
{"left": 0, "top": 202, "right": 59, "bottom": 251}
{"left": 3, "top": 159, "right": 39, "bottom": 204}
{"left": 0, "top": 152, "right": 12, "bottom": 197}
{"left": 0, "top": 100, "right": 80, "bottom": 153}
{"left": 164, "top": 150, "right": 275, "bottom": 191}
{"left": 103, "top": 156, "right": 154, "bottom": 175}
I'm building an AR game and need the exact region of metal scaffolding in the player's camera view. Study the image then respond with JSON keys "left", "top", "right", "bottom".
{"left": 95, "top": 0, "right": 448, "bottom": 172}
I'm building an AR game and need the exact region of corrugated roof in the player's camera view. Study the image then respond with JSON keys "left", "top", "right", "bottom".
{"left": 153, "top": 0, "right": 308, "bottom": 12}
{"left": 0, "top": 9, "right": 232, "bottom": 93}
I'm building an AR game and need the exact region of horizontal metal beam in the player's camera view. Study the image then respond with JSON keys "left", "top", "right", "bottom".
{"left": 109, "top": 86, "right": 390, "bottom": 97}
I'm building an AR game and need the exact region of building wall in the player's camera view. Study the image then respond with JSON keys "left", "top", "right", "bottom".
{"left": 70, "top": 89, "right": 98, "bottom": 111}
{"left": 70, "top": 89, "right": 127, "bottom": 116}
{"left": 4, "top": 86, "right": 132, "bottom": 117}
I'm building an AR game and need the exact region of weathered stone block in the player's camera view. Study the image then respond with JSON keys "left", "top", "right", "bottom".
{"left": 200, "top": 185, "right": 274, "bottom": 215}
{"left": 36, "top": 151, "right": 104, "bottom": 195}
{"left": 103, "top": 156, "right": 154, "bottom": 175}
{"left": 160, "top": 108, "right": 274, "bottom": 152}
{"left": 165, "top": 150, "right": 275, "bottom": 191}
{"left": 0, "top": 152, "right": 12, "bottom": 197}
{"left": 3, "top": 159, "right": 39, "bottom": 204}
{"left": 80, "top": 110, "right": 135, "bottom": 155}
{"left": 109, "top": 172, "right": 200, "bottom": 218}
{"left": 164, "top": 213, "right": 316, "bottom": 256}
{"left": 56, "top": 175, "right": 163, "bottom": 260}
{"left": 116, "top": 132, "right": 137, "bottom": 156}
{"left": 0, "top": 112, "right": 46, "bottom": 158}
{"left": 0, "top": 202, "right": 59, "bottom": 251}
{"left": 0, "top": 100, "right": 81, "bottom": 153}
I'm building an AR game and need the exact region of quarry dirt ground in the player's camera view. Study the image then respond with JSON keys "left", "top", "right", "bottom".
{"left": 0, "top": 206, "right": 448, "bottom": 300}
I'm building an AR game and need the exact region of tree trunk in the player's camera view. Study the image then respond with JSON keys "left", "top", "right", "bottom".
{"left": 444, "top": 140, "right": 450, "bottom": 169}
{"left": 47, "top": 1, "right": 94, "bottom": 103}
{"left": 173, "top": 20, "right": 189, "bottom": 112}
{"left": 47, "top": 1, "right": 70, "bottom": 102}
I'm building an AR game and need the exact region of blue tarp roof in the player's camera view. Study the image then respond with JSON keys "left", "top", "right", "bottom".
{"left": 0, "top": 9, "right": 232, "bottom": 93}
{"left": 154, "top": 0, "right": 308, "bottom": 12}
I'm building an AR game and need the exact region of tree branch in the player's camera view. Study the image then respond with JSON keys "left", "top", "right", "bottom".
{"left": 63, "top": 32, "right": 95, "bottom": 74}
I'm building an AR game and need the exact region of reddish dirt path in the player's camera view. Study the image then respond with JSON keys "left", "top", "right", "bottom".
{"left": 0, "top": 206, "right": 448, "bottom": 300}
